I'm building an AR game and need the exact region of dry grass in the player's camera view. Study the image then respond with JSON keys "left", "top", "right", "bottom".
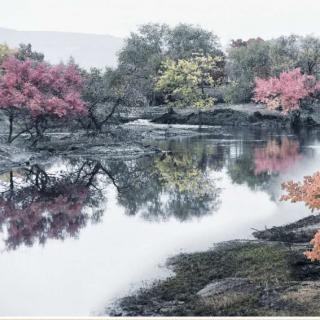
{"left": 202, "top": 292, "right": 251, "bottom": 309}
{"left": 282, "top": 281, "right": 320, "bottom": 305}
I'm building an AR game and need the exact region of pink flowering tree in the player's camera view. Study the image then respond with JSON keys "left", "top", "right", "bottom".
{"left": 0, "top": 56, "right": 87, "bottom": 143}
{"left": 253, "top": 68, "right": 320, "bottom": 113}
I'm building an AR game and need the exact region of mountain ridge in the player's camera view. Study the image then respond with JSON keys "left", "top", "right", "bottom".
{"left": 0, "top": 27, "right": 124, "bottom": 69}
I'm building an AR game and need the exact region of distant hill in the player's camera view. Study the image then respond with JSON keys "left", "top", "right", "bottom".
{"left": 0, "top": 27, "right": 124, "bottom": 69}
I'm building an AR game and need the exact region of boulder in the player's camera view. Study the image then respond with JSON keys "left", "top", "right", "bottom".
{"left": 197, "top": 277, "right": 253, "bottom": 298}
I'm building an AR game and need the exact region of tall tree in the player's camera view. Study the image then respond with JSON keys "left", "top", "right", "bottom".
{"left": 226, "top": 38, "right": 271, "bottom": 103}
{"left": 117, "top": 23, "right": 169, "bottom": 105}
{"left": 298, "top": 35, "right": 320, "bottom": 77}
{"left": 268, "top": 35, "right": 300, "bottom": 76}
{"left": 167, "top": 24, "right": 222, "bottom": 59}
{"left": 117, "top": 23, "right": 223, "bottom": 106}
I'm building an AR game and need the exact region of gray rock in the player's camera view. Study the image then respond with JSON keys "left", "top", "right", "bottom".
{"left": 197, "top": 277, "right": 252, "bottom": 298}
{"left": 151, "top": 107, "right": 292, "bottom": 128}
{"left": 253, "top": 215, "right": 320, "bottom": 243}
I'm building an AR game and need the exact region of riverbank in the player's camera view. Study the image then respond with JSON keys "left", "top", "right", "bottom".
{"left": 0, "top": 103, "right": 317, "bottom": 164}
{"left": 1, "top": 105, "right": 281, "bottom": 172}
{"left": 108, "top": 215, "right": 320, "bottom": 316}
{"left": 149, "top": 104, "right": 319, "bottom": 129}
{"left": 0, "top": 126, "right": 162, "bottom": 174}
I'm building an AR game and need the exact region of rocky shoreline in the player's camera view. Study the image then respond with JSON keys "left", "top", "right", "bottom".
{"left": 150, "top": 104, "right": 319, "bottom": 129}
{"left": 0, "top": 126, "right": 162, "bottom": 175}
{"left": 108, "top": 215, "right": 320, "bottom": 316}
{"left": 1, "top": 103, "right": 288, "bottom": 171}
{"left": 0, "top": 102, "right": 318, "bottom": 163}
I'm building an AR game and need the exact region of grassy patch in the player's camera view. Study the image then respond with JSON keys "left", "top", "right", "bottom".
{"left": 113, "top": 241, "right": 298, "bottom": 316}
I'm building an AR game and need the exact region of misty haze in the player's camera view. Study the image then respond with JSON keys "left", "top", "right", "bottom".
{"left": 1, "top": 0, "right": 320, "bottom": 317}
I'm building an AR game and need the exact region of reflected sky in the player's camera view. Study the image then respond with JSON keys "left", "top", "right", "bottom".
{"left": 0, "top": 129, "right": 319, "bottom": 316}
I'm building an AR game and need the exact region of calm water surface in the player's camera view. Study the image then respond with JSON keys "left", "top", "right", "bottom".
{"left": 0, "top": 128, "right": 320, "bottom": 316}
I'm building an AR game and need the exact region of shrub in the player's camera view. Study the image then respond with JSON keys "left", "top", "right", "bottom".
{"left": 253, "top": 68, "right": 320, "bottom": 113}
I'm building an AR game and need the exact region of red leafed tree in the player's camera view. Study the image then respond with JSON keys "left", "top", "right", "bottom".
{"left": 281, "top": 171, "right": 320, "bottom": 261}
{"left": 0, "top": 56, "right": 87, "bottom": 142}
{"left": 253, "top": 68, "right": 320, "bottom": 113}
{"left": 254, "top": 137, "right": 301, "bottom": 175}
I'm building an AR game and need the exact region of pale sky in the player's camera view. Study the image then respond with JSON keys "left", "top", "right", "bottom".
{"left": 2, "top": 0, "right": 320, "bottom": 44}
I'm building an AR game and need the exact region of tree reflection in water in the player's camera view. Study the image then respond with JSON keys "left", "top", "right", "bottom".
{"left": 0, "top": 136, "right": 308, "bottom": 250}
{"left": 0, "top": 162, "right": 107, "bottom": 250}
{"left": 227, "top": 136, "right": 304, "bottom": 197}
{"left": 114, "top": 141, "right": 222, "bottom": 221}
{"left": 0, "top": 147, "right": 221, "bottom": 249}
{"left": 254, "top": 137, "right": 301, "bottom": 175}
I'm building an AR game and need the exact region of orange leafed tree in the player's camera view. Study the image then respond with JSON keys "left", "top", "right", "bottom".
{"left": 281, "top": 171, "right": 320, "bottom": 261}
{"left": 305, "top": 231, "right": 320, "bottom": 261}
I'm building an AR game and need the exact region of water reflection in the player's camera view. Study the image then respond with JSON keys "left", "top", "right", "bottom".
{"left": 0, "top": 162, "right": 106, "bottom": 250}
{"left": 0, "top": 135, "right": 309, "bottom": 250}
{"left": 117, "top": 151, "right": 220, "bottom": 221}
{"left": 0, "top": 150, "right": 222, "bottom": 249}
{"left": 0, "top": 129, "right": 319, "bottom": 315}
{"left": 226, "top": 136, "right": 307, "bottom": 194}
{"left": 254, "top": 137, "right": 301, "bottom": 175}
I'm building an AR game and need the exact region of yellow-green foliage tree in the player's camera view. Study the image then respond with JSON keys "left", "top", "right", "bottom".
{"left": 155, "top": 54, "right": 223, "bottom": 109}
{"left": 154, "top": 153, "right": 214, "bottom": 197}
{"left": 0, "top": 44, "right": 14, "bottom": 64}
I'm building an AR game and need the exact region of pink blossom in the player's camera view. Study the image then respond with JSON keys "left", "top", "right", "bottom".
{"left": 253, "top": 68, "right": 320, "bottom": 113}
{"left": 0, "top": 56, "right": 87, "bottom": 118}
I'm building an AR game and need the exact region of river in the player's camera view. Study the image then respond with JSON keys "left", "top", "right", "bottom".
{"left": 0, "top": 126, "right": 319, "bottom": 316}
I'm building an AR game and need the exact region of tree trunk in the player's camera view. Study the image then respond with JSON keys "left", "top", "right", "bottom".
{"left": 290, "top": 110, "right": 301, "bottom": 130}
{"left": 9, "top": 171, "right": 13, "bottom": 192}
{"left": 198, "top": 110, "right": 203, "bottom": 128}
{"left": 35, "top": 117, "right": 47, "bottom": 138}
{"left": 7, "top": 112, "right": 13, "bottom": 143}
{"left": 152, "top": 91, "right": 156, "bottom": 106}
{"left": 35, "top": 119, "right": 42, "bottom": 137}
